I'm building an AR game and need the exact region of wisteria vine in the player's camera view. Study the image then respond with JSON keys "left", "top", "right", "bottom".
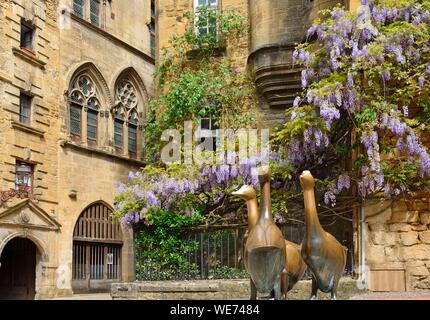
{"left": 275, "top": 0, "right": 430, "bottom": 205}
{"left": 114, "top": 154, "right": 270, "bottom": 226}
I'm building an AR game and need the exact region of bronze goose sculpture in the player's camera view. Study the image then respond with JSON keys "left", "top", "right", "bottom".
{"left": 299, "top": 170, "right": 347, "bottom": 300}
{"left": 232, "top": 166, "right": 286, "bottom": 300}
{"left": 233, "top": 184, "right": 307, "bottom": 299}
{"left": 283, "top": 241, "right": 307, "bottom": 293}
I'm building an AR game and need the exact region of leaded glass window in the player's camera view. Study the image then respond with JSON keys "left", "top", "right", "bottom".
{"left": 128, "top": 111, "right": 138, "bottom": 155}
{"left": 114, "top": 80, "right": 140, "bottom": 153}
{"left": 69, "top": 75, "right": 100, "bottom": 140}
{"left": 73, "top": 0, "right": 84, "bottom": 18}
{"left": 114, "top": 107, "right": 124, "bottom": 148}
{"left": 90, "top": 0, "right": 100, "bottom": 26}
{"left": 70, "top": 104, "right": 82, "bottom": 135}
{"left": 87, "top": 110, "right": 98, "bottom": 140}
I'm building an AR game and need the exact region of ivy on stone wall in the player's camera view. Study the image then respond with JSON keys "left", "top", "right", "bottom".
{"left": 144, "top": 6, "right": 260, "bottom": 161}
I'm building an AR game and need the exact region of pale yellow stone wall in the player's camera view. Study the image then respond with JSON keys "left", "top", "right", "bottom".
{"left": 0, "top": 0, "right": 154, "bottom": 298}
{"left": 156, "top": 0, "right": 249, "bottom": 70}
{"left": 58, "top": 0, "right": 153, "bottom": 55}
{"left": 363, "top": 196, "right": 430, "bottom": 291}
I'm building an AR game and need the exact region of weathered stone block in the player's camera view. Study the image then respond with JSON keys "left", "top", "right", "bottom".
{"left": 400, "top": 232, "right": 419, "bottom": 246}
{"left": 366, "top": 245, "right": 387, "bottom": 264}
{"left": 415, "top": 277, "right": 430, "bottom": 290}
{"left": 419, "top": 231, "right": 430, "bottom": 244}
{"left": 406, "top": 266, "right": 430, "bottom": 277}
{"left": 411, "top": 225, "right": 428, "bottom": 231}
{"left": 371, "top": 231, "right": 397, "bottom": 246}
{"left": 390, "top": 210, "right": 420, "bottom": 224}
{"left": 405, "top": 260, "right": 424, "bottom": 268}
{"left": 420, "top": 212, "right": 430, "bottom": 225}
{"left": 388, "top": 223, "right": 411, "bottom": 232}
{"left": 369, "top": 223, "right": 387, "bottom": 232}
{"left": 400, "top": 244, "right": 430, "bottom": 260}
{"left": 365, "top": 201, "right": 392, "bottom": 224}
{"left": 384, "top": 246, "right": 400, "bottom": 261}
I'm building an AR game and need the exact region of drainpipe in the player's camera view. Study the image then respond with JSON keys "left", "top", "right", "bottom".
{"left": 360, "top": 205, "right": 366, "bottom": 284}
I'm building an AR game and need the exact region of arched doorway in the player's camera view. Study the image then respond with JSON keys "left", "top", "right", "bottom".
{"left": 0, "top": 238, "right": 37, "bottom": 300}
{"left": 72, "top": 202, "right": 123, "bottom": 293}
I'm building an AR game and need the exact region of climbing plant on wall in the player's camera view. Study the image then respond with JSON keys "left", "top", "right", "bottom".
{"left": 144, "top": 6, "right": 260, "bottom": 161}
{"left": 274, "top": 0, "right": 430, "bottom": 206}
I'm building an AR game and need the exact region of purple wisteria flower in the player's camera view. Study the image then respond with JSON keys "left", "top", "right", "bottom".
{"left": 418, "top": 76, "right": 425, "bottom": 88}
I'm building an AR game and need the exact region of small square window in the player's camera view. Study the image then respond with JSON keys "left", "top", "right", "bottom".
{"left": 20, "top": 21, "right": 34, "bottom": 51}
{"left": 15, "top": 161, "right": 33, "bottom": 195}
{"left": 19, "top": 93, "right": 32, "bottom": 124}
{"left": 200, "top": 118, "right": 211, "bottom": 130}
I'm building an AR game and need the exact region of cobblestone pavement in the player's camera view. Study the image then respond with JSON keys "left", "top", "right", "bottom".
{"left": 47, "top": 291, "right": 430, "bottom": 300}
{"left": 48, "top": 293, "right": 112, "bottom": 300}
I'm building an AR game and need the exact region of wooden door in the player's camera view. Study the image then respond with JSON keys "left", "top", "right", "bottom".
{"left": 0, "top": 238, "right": 36, "bottom": 300}
{"left": 72, "top": 202, "right": 123, "bottom": 293}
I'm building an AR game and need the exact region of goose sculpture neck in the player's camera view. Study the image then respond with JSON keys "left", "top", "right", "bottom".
{"left": 303, "top": 186, "right": 324, "bottom": 235}
{"left": 246, "top": 196, "right": 259, "bottom": 229}
{"left": 258, "top": 168, "right": 272, "bottom": 223}
{"left": 300, "top": 170, "right": 324, "bottom": 236}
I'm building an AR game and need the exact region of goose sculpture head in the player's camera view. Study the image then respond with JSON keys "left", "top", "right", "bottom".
{"left": 232, "top": 185, "right": 257, "bottom": 201}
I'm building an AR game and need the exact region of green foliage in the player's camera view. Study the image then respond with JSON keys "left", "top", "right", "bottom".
{"left": 134, "top": 209, "right": 204, "bottom": 280}
{"left": 273, "top": 0, "right": 430, "bottom": 201}
{"left": 144, "top": 6, "right": 259, "bottom": 161}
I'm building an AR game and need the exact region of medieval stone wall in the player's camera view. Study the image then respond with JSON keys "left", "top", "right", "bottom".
{"left": 0, "top": 0, "right": 154, "bottom": 298}
{"left": 364, "top": 195, "right": 430, "bottom": 291}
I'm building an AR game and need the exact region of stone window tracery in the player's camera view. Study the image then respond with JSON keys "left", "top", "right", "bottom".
{"left": 69, "top": 75, "right": 101, "bottom": 142}
{"left": 113, "top": 79, "right": 141, "bottom": 157}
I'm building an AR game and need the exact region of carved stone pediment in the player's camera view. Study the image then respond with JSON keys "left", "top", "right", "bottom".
{"left": 0, "top": 199, "right": 61, "bottom": 231}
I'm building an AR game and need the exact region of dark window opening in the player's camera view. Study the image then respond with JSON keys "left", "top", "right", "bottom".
{"left": 20, "top": 21, "right": 34, "bottom": 51}
{"left": 198, "top": 117, "right": 218, "bottom": 152}
{"left": 19, "top": 93, "right": 32, "bottom": 124}
{"left": 151, "top": 0, "right": 155, "bottom": 18}
{"left": 149, "top": 0, "right": 156, "bottom": 57}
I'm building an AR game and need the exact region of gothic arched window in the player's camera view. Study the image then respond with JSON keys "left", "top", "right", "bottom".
{"left": 69, "top": 75, "right": 100, "bottom": 143}
{"left": 114, "top": 80, "right": 140, "bottom": 157}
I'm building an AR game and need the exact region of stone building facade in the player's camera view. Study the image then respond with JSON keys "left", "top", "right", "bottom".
{"left": 1, "top": 0, "right": 429, "bottom": 300}
{"left": 155, "top": 0, "right": 430, "bottom": 293}
{"left": 0, "top": 0, "right": 154, "bottom": 299}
